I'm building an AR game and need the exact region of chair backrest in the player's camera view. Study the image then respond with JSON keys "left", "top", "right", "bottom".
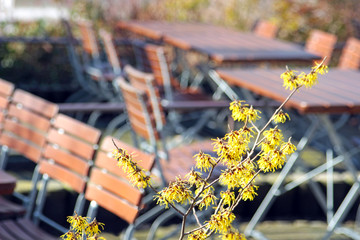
{"left": 253, "top": 20, "right": 278, "bottom": 39}
{"left": 0, "top": 79, "right": 14, "bottom": 133}
{"left": 40, "top": 113, "right": 101, "bottom": 193}
{"left": 77, "top": 20, "right": 100, "bottom": 64}
{"left": 85, "top": 135, "right": 155, "bottom": 224}
{"left": 0, "top": 89, "right": 58, "bottom": 164}
{"left": 34, "top": 113, "right": 101, "bottom": 232}
{"left": 124, "top": 64, "right": 165, "bottom": 130}
{"left": 116, "top": 76, "right": 161, "bottom": 144}
{"left": 337, "top": 37, "right": 360, "bottom": 69}
{"left": 99, "top": 29, "right": 122, "bottom": 75}
{"left": 133, "top": 42, "right": 174, "bottom": 101}
{"left": 305, "top": 29, "right": 337, "bottom": 65}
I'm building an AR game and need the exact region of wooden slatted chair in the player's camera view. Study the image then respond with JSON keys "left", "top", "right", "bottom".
{"left": 0, "top": 79, "right": 27, "bottom": 219}
{"left": 337, "top": 37, "right": 360, "bottom": 70}
{"left": 0, "top": 113, "right": 101, "bottom": 239}
{"left": 304, "top": 29, "right": 337, "bottom": 65}
{"left": 85, "top": 136, "right": 160, "bottom": 240}
{"left": 116, "top": 76, "right": 216, "bottom": 185}
{"left": 124, "top": 65, "right": 226, "bottom": 146}
{"left": 0, "top": 89, "right": 58, "bottom": 217}
{"left": 253, "top": 20, "right": 278, "bottom": 39}
{"left": 117, "top": 77, "right": 219, "bottom": 239}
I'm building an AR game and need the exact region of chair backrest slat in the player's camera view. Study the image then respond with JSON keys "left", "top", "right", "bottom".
{"left": 86, "top": 136, "right": 155, "bottom": 224}
{"left": 338, "top": 37, "right": 360, "bottom": 69}
{"left": 305, "top": 29, "right": 337, "bottom": 65}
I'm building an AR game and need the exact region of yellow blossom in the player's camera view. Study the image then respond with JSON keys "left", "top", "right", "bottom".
{"left": 113, "top": 148, "right": 151, "bottom": 189}
{"left": 273, "top": 110, "right": 290, "bottom": 124}
{"left": 241, "top": 184, "right": 258, "bottom": 201}
{"left": 312, "top": 62, "right": 328, "bottom": 75}
{"left": 194, "top": 151, "right": 216, "bottom": 172}
{"left": 221, "top": 230, "right": 246, "bottom": 240}
{"left": 298, "top": 72, "right": 318, "bottom": 88}
{"left": 281, "top": 139, "right": 297, "bottom": 155}
{"left": 281, "top": 69, "right": 299, "bottom": 90}
{"left": 263, "top": 128, "right": 283, "bottom": 149}
{"left": 154, "top": 178, "right": 193, "bottom": 208}
{"left": 66, "top": 212, "right": 89, "bottom": 233}
{"left": 220, "top": 190, "right": 236, "bottom": 207}
{"left": 187, "top": 229, "right": 207, "bottom": 240}
{"left": 85, "top": 218, "right": 105, "bottom": 236}
{"left": 197, "top": 188, "right": 217, "bottom": 210}
{"left": 185, "top": 169, "right": 203, "bottom": 187}
{"left": 207, "top": 209, "right": 236, "bottom": 234}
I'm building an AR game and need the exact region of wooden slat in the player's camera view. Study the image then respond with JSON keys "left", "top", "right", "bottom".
{"left": 90, "top": 168, "right": 142, "bottom": 206}
{"left": 53, "top": 114, "right": 101, "bottom": 144}
{"left": 42, "top": 145, "right": 90, "bottom": 177}
{"left": 99, "top": 29, "right": 122, "bottom": 71}
{"left": 101, "top": 136, "right": 155, "bottom": 171}
{"left": 17, "top": 219, "right": 58, "bottom": 240}
{"left": 0, "top": 97, "right": 9, "bottom": 109}
{"left": 305, "top": 29, "right": 337, "bottom": 65}
{"left": 3, "top": 119, "right": 47, "bottom": 147}
{"left": 46, "top": 129, "right": 96, "bottom": 160}
{"left": 12, "top": 89, "right": 58, "bottom": 119}
{"left": 0, "top": 133, "right": 42, "bottom": 162}
{"left": 0, "top": 220, "right": 34, "bottom": 240}
{"left": 85, "top": 184, "right": 139, "bottom": 224}
{"left": 39, "top": 160, "right": 86, "bottom": 193}
{"left": 7, "top": 105, "right": 51, "bottom": 132}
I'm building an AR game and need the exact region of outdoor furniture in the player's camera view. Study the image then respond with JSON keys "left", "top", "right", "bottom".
{"left": 117, "top": 20, "right": 320, "bottom": 65}
{"left": 216, "top": 67, "right": 360, "bottom": 240}
{"left": 337, "top": 37, "right": 360, "bottom": 70}
{"left": 252, "top": 20, "right": 278, "bottom": 39}
{"left": 304, "top": 29, "right": 337, "bottom": 65}
{"left": 85, "top": 136, "right": 159, "bottom": 240}
{"left": 0, "top": 113, "right": 101, "bottom": 239}
{"left": 0, "top": 170, "right": 16, "bottom": 195}
{"left": 0, "top": 88, "right": 59, "bottom": 218}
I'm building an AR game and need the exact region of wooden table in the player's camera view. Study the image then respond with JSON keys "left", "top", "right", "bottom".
{"left": 117, "top": 21, "right": 321, "bottom": 65}
{"left": 0, "top": 170, "right": 16, "bottom": 195}
{"left": 217, "top": 68, "right": 360, "bottom": 114}
{"left": 217, "top": 67, "right": 360, "bottom": 240}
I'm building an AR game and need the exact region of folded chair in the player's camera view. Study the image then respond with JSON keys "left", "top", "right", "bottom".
{"left": 124, "top": 44, "right": 226, "bottom": 142}
{"left": 0, "top": 113, "right": 101, "bottom": 239}
{"left": 0, "top": 89, "right": 58, "bottom": 219}
{"left": 337, "top": 37, "right": 360, "bottom": 70}
{"left": 85, "top": 136, "right": 162, "bottom": 240}
{"left": 304, "top": 29, "right": 338, "bottom": 65}
{"left": 253, "top": 20, "right": 278, "bottom": 39}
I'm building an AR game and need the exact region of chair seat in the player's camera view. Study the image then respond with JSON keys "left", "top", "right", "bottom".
{"left": 0, "top": 197, "right": 26, "bottom": 219}
{"left": 0, "top": 218, "right": 58, "bottom": 240}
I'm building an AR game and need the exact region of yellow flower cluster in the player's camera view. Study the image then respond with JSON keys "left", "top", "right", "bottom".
{"left": 221, "top": 230, "right": 246, "bottom": 240}
{"left": 188, "top": 229, "right": 208, "bottom": 240}
{"left": 229, "top": 101, "right": 261, "bottom": 122}
{"left": 207, "top": 209, "right": 236, "bottom": 234}
{"left": 61, "top": 212, "right": 105, "bottom": 240}
{"left": 281, "top": 61, "right": 328, "bottom": 90}
{"left": 155, "top": 177, "right": 193, "bottom": 208}
{"left": 113, "top": 149, "right": 150, "bottom": 189}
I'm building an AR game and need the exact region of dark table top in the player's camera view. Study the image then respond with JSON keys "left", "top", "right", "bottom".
{"left": 217, "top": 68, "right": 360, "bottom": 114}
{"left": 117, "top": 21, "right": 321, "bottom": 65}
{"left": 0, "top": 170, "right": 16, "bottom": 195}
